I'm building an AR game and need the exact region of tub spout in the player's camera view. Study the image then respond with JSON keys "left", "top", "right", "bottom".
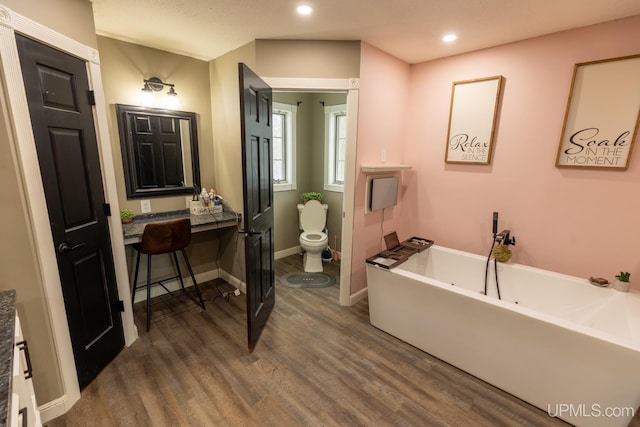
{"left": 495, "top": 229, "right": 515, "bottom": 246}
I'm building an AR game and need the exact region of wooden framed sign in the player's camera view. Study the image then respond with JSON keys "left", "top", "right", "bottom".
{"left": 445, "top": 75, "right": 503, "bottom": 164}
{"left": 556, "top": 55, "right": 640, "bottom": 170}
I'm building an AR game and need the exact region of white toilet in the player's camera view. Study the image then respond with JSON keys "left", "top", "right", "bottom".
{"left": 298, "top": 200, "right": 329, "bottom": 273}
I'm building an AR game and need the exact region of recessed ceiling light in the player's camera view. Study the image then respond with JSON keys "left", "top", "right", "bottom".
{"left": 296, "top": 5, "right": 313, "bottom": 15}
{"left": 442, "top": 34, "right": 457, "bottom": 43}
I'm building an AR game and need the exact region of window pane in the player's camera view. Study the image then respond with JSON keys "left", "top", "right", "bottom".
{"left": 273, "top": 160, "right": 284, "bottom": 181}
{"left": 272, "top": 113, "right": 283, "bottom": 138}
{"left": 273, "top": 137, "right": 283, "bottom": 160}
{"left": 337, "top": 139, "right": 346, "bottom": 162}
{"left": 336, "top": 160, "right": 345, "bottom": 182}
{"left": 334, "top": 113, "right": 347, "bottom": 184}
{"left": 337, "top": 114, "right": 347, "bottom": 138}
{"left": 272, "top": 110, "right": 289, "bottom": 184}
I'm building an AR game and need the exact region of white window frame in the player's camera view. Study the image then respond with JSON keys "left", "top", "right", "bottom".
{"left": 272, "top": 102, "right": 297, "bottom": 192}
{"left": 324, "top": 104, "right": 347, "bottom": 193}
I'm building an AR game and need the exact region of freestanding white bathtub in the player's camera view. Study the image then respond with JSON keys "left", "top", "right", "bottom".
{"left": 366, "top": 245, "right": 640, "bottom": 427}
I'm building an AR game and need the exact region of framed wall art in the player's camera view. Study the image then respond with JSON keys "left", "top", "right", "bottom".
{"left": 556, "top": 54, "right": 640, "bottom": 170}
{"left": 445, "top": 75, "right": 503, "bottom": 164}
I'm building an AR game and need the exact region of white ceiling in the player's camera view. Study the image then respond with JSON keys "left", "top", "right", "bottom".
{"left": 91, "top": 0, "right": 640, "bottom": 64}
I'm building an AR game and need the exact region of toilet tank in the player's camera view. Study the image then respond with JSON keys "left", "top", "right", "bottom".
{"left": 297, "top": 203, "right": 328, "bottom": 230}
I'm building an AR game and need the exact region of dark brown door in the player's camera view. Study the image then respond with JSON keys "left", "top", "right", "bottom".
{"left": 16, "top": 35, "right": 124, "bottom": 388}
{"left": 238, "top": 63, "right": 275, "bottom": 352}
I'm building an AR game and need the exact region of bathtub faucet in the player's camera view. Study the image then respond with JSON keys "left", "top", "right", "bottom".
{"left": 495, "top": 229, "right": 515, "bottom": 246}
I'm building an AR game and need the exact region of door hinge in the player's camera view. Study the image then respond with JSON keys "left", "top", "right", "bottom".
{"left": 117, "top": 300, "right": 125, "bottom": 312}
{"left": 103, "top": 203, "right": 111, "bottom": 216}
{"left": 87, "top": 90, "right": 96, "bottom": 106}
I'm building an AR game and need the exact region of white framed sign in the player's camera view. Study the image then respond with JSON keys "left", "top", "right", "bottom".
{"left": 445, "top": 76, "right": 503, "bottom": 164}
{"left": 556, "top": 55, "right": 640, "bottom": 170}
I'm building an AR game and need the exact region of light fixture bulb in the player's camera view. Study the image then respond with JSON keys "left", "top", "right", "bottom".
{"left": 296, "top": 5, "right": 313, "bottom": 15}
{"left": 139, "top": 82, "right": 154, "bottom": 105}
{"left": 166, "top": 90, "right": 180, "bottom": 109}
{"left": 442, "top": 34, "right": 457, "bottom": 43}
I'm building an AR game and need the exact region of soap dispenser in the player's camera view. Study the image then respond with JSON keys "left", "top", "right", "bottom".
{"left": 200, "top": 188, "right": 210, "bottom": 207}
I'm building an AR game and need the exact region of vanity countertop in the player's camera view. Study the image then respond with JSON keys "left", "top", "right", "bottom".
{"left": 122, "top": 209, "right": 241, "bottom": 245}
{"left": 0, "top": 290, "right": 16, "bottom": 427}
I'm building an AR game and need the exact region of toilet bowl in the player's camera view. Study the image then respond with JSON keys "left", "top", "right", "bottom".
{"left": 298, "top": 200, "right": 328, "bottom": 272}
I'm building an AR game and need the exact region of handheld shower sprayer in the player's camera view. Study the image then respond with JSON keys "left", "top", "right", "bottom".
{"left": 486, "top": 211, "right": 516, "bottom": 299}
{"left": 491, "top": 211, "right": 515, "bottom": 246}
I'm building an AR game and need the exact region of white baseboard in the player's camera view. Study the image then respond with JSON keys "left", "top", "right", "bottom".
{"left": 218, "top": 269, "right": 246, "bottom": 293}
{"left": 39, "top": 395, "right": 72, "bottom": 423}
{"left": 131, "top": 268, "right": 247, "bottom": 305}
{"left": 350, "top": 286, "right": 368, "bottom": 305}
{"left": 275, "top": 246, "right": 301, "bottom": 260}
{"left": 132, "top": 269, "right": 220, "bottom": 304}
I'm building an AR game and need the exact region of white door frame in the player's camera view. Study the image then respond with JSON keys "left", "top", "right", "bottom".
{"left": 264, "top": 77, "right": 358, "bottom": 306}
{"left": 0, "top": 5, "right": 137, "bottom": 420}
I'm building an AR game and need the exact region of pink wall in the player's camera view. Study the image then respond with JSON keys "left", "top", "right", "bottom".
{"left": 399, "top": 15, "right": 640, "bottom": 288}
{"left": 354, "top": 16, "right": 640, "bottom": 295}
{"left": 351, "top": 43, "right": 410, "bottom": 293}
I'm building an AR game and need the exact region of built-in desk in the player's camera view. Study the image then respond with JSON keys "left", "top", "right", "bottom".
{"left": 122, "top": 209, "right": 241, "bottom": 245}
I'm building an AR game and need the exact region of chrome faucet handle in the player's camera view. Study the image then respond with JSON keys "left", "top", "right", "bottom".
{"left": 495, "top": 230, "right": 515, "bottom": 246}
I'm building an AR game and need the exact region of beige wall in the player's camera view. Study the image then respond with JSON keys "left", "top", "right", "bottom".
{"left": 97, "top": 36, "right": 214, "bottom": 214}
{"left": 256, "top": 40, "right": 361, "bottom": 78}
{"left": 209, "top": 42, "right": 256, "bottom": 278}
{"left": 209, "top": 42, "right": 256, "bottom": 216}
{"left": 2, "top": 0, "right": 97, "bottom": 49}
{"left": 0, "top": 0, "right": 98, "bottom": 405}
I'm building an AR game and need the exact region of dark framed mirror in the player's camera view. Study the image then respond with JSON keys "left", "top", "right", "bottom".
{"left": 116, "top": 104, "right": 200, "bottom": 199}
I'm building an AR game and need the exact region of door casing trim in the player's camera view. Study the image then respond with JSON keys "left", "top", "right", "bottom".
{"left": 0, "top": 4, "right": 137, "bottom": 420}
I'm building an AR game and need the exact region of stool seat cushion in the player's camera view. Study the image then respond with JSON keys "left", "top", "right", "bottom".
{"left": 135, "top": 218, "right": 192, "bottom": 255}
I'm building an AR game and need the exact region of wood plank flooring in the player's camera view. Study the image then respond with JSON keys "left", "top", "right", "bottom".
{"left": 47, "top": 254, "right": 581, "bottom": 426}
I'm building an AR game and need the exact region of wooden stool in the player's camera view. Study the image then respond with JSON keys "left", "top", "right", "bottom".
{"left": 131, "top": 218, "right": 205, "bottom": 331}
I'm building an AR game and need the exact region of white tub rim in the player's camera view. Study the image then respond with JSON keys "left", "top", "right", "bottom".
{"left": 390, "top": 245, "right": 640, "bottom": 354}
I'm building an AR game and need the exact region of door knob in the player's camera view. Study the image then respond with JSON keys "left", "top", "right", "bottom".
{"left": 58, "top": 242, "right": 86, "bottom": 253}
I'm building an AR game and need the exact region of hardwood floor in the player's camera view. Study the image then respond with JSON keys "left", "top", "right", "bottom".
{"left": 47, "top": 254, "right": 575, "bottom": 426}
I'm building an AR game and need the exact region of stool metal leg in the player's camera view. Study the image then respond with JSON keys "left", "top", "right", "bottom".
{"left": 131, "top": 250, "right": 141, "bottom": 306}
{"left": 181, "top": 249, "right": 205, "bottom": 310}
{"left": 172, "top": 252, "right": 187, "bottom": 293}
{"left": 146, "top": 254, "right": 152, "bottom": 331}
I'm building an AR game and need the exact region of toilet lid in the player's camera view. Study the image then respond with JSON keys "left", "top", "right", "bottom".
{"left": 300, "top": 200, "right": 326, "bottom": 231}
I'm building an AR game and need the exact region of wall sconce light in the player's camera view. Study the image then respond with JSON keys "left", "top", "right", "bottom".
{"left": 140, "top": 76, "right": 179, "bottom": 108}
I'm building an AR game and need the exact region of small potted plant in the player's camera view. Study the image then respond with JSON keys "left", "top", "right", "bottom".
{"left": 613, "top": 271, "right": 631, "bottom": 292}
{"left": 301, "top": 192, "right": 323, "bottom": 204}
{"left": 120, "top": 208, "right": 135, "bottom": 224}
